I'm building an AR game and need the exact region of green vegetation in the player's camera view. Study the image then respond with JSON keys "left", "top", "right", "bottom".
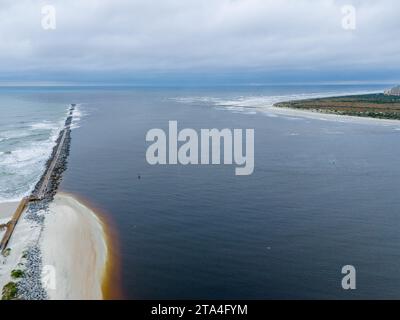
{"left": 274, "top": 93, "right": 400, "bottom": 120}
{"left": 11, "top": 269, "right": 25, "bottom": 279}
{"left": 1, "top": 282, "right": 18, "bottom": 300}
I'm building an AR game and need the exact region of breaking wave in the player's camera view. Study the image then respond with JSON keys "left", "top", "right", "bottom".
{"left": 172, "top": 89, "right": 381, "bottom": 115}
{"left": 0, "top": 104, "right": 82, "bottom": 203}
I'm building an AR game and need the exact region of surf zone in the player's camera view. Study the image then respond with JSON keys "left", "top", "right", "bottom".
{"left": 146, "top": 121, "right": 254, "bottom": 176}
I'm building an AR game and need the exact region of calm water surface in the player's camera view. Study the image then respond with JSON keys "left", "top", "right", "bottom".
{"left": 2, "top": 85, "right": 400, "bottom": 299}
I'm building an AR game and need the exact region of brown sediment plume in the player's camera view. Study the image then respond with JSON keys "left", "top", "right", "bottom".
{"left": 60, "top": 191, "right": 123, "bottom": 300}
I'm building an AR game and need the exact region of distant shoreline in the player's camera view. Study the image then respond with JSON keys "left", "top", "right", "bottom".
{"left": 273, "top": 93, "right": 400, "bottom": 121}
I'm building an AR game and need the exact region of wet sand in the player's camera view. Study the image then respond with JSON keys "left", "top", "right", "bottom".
{"left": 40, "top": 193, "right": 108, "bottom": 300}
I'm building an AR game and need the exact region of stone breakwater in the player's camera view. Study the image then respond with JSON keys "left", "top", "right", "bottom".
{"left": 31, "top": 108, "right": 73, "bottom": 202}
{"left": 17, "top": 245, "right": 48, "bottom": 300}
{"left": 11, "top": 105, "right": 75, "bottom": 300}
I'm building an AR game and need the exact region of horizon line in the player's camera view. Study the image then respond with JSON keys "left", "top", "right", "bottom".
{"left": 0, "top": 80, "right": 397, "bottom": 88}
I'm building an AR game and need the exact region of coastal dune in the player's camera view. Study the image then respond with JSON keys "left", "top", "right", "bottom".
{"left": 41, "top": 193, "right": 108, "bottom": 300}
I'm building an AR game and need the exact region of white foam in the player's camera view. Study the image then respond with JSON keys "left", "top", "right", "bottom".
{"left": 0, "top": 143, "right": 52, "bottom": 167}
{"left": 30, "top": 121, "right": 59, "bottom": 131}
{"left": 172, "top": 89, "right": 381, "bottom": 115}
{"left": 0, "top": 129, "right": 32, "bottom": 140}
{"left": 0, "top": 104, "right": 81, "bottom": 203}
{"left": 0, "top": 140, "right": 54, "bottom": 202}
{"left": 71, "top": 104, "right": 85, "bottom": 129}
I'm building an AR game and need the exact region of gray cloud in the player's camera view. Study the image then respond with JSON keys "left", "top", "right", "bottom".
{"left": 0, "top": 0, "right": 399, "bottom": 82}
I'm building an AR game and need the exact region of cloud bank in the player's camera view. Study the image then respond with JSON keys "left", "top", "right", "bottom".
{"left": 0, "top": 0, "right": 399, "bottom": 83}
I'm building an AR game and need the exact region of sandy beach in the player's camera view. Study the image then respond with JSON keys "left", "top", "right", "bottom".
{"left": 0, "top": 193, "right": 110, "bottom": 300}
{"left": 267, "top": 105, "right": 400, "bottom": 126}
{"left": 40, "top": 193, "right": 109, "bottom": 300}
{"left": 0, "top": 201, "right": 19, "bottom": 220}
{"left": 1, "top": 104, "right": 112, "bottom": 300}
{"left": 0, "top": 201, "right": 18, "bottom": 247}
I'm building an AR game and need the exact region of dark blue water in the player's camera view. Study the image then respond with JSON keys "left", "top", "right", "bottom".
{"left": 4, "top": 85, "right": 400, "bottom": 299}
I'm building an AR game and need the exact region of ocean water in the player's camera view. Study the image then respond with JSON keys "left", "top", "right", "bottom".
{"left": 2, "top": 84, "right": 400, "bottom": 299}
{"left": 0, "top": 92, "right": 73, "bottom": 202}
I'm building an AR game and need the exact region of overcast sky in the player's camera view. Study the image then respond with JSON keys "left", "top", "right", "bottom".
{"left": 0, "top": 0, "right": 399, "bottom": 84}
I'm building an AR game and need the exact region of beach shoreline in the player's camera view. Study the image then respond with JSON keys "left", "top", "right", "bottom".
{"left": 0, "top": 193, "right": 112, "bottom": 300}
{"left": 0, "top": 104, "right": 115, "bottom": 300}
{"left": 65, "top": 192, "right": 122, "bottom": 300}
{"left": 272, "top": 93, "right": 400, "bottom": 124}
{"left": 40, "top": 193, "right": 109, "bottom": 299}
{"left": 267, "top": 105, "right": 400, "bottom": 125}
